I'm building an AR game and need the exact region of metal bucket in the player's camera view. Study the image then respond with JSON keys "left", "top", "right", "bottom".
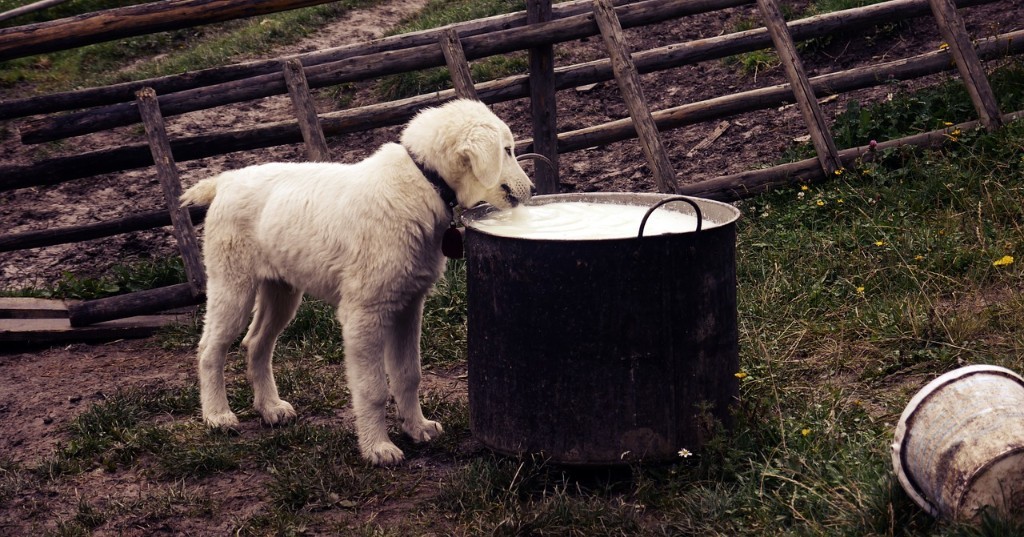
{"left": 892, "top": 365, "right": 1024, "bottom": 520}
{"left": 461, "top": 193, "right": 741, "bottom": 464}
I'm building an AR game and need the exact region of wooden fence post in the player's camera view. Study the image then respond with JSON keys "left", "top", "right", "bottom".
{"left": 282, "top": 58, "right": 331, "bottom": 161}
{"left": 135, "top": 87, "right": 206, "bottom": 295}
{"left": 67, "top": 87, "right": 207, "bottom": 327}
{"left": 528, "top": 0, "right": 559, "bottom": 194}
{"left": 757, "top": 0, "right": 842, "bottom": 175}
{"left": 928, "top": 0, "right": 1002, "bottom": 130}
{"left": 439, "top": 28, "right": 479, "bottom": 100}
{"left": 593, "top": 0, "right": 678, "bottom": 193}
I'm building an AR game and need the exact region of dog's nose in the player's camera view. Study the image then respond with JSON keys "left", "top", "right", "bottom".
{"left": 529, "top": 185, "right": 537, "bottom": 197}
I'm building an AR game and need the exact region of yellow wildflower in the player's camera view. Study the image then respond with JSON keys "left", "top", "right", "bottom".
{"left": 875, "top": 240, "right": 884, "bottom": 247}
{"left": 801, "top": 185, "right": 810, "bottom": 191}
{"left": 856, "top": 286, "right": 865, "bottom": 294}
{"left": 734, "top": 371, "right": 748, "bottom": 379}
{"left": 914, "top": 254, "right": 925, "bottom": 261}
{"left": 939, "top": 43, "right": 949, "bottom": 51}
{"left": 801, "top": 428, "right": 811, "bottom": 437}
{"left": 993, "top": 255, "right": 1014, "bottom": 267}
{"left": 816, "top": 199, "right": 825, "bottom": 206}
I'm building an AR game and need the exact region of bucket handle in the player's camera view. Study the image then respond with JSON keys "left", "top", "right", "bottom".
{"left": 638, "top": 196, "right": 703, "bottom": 238}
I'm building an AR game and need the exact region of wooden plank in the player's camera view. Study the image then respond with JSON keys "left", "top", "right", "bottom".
{"left": 439, "top": 28, "right": 479, "bottom": 100}
{"left": 0, "top": 297, "right": 70, "bottom": 319}
{"left": 67, "top": 282, "right": 203, "bottom": 327}
{"left": 528, "top": 0, "right": 560, "bottom": 195}
{"left": 928, "top": 0, "right": 1002, "bottom": 130}
{"left": 282, "top": 58, "right": 331, "bottom": 162}
{"left": 757, "top": 0, "right": 841, "bottom": 175}
{"left": 686, "top": 120, "right": 731, "bottom": 157}
{"left": 0, "top": 313, "right": 192, "bottom": 344}
{"left": 593, "top": 0, "right": 678, "bottom": 193}
{"left": 135, "top": 87, "right": 206, "bottom": 296}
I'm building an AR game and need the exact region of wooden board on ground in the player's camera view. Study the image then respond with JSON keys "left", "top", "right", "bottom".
{"left": 0, "top": 298, "right": 194, "bottom": 344}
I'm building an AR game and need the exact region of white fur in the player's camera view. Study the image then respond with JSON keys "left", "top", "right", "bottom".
{"left": 180, "top": 99, "right": 534, "bottom": 465}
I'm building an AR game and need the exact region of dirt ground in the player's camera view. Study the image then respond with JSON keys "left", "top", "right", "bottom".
{"left": 1, "top": 0, "right": 1022, "bottom": 533}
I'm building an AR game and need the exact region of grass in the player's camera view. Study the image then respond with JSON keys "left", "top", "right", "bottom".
{"left": 11, "top": 101, "right": 1022, "bottom": 533}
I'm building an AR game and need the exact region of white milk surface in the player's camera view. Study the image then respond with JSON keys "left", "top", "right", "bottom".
{"left": 468, "top": 201, "right": 715, "bottom": 240}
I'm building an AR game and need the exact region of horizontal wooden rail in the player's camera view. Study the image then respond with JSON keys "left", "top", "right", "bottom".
{"left": 0, "top": 0, "right": 636, "bottom": 119}
{"left": 0, "top": 206, "right": 207, "bottom": 252}
{"left": 3, "top": 22, "right": 1017, "bottom": 195}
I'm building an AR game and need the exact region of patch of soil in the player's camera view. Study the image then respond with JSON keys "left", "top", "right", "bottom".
{"left": 1, "top": 0, "right": 1022, "bottom": 534}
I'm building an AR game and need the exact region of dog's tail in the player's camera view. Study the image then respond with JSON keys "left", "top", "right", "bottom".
{"left": 180, "top": 177, "right": 218, "bottom": 206}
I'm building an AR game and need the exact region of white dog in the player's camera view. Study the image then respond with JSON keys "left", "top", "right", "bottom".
{"left": 180, "top": 99, "right": 535, "bottom": 465}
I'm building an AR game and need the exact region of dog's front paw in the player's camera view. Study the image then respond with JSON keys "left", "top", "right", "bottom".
{"left": 257, "top": 399, "right": 296, "bottom": 426}
{"left": 204, "top": 410, "right": 240, "bottom": 430}
{"left": 404, "top": 419, "right": 444, "bottom": 443}
{"left": 362, "top": 441, "right": 405, "bottom": 466}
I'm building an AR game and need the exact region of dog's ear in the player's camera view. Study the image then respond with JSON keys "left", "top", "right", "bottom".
{"left": 459, "top": 124, "right": 503, "bottom": 188}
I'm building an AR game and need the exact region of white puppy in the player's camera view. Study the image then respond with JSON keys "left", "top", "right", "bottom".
{"left": 180, "top": 99, "right": 535, "bottom": 465}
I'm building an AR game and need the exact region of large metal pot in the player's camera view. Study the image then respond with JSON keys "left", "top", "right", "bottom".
{"left": 461, "top": 193, "right": 742, "bottom": 464}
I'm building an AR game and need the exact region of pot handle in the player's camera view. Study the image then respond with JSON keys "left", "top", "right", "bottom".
{"left": 516, "top": 152, "right": 555, "bottom": 173}
{"left": 638, "top": 196, "right": 703, "bottom": 238}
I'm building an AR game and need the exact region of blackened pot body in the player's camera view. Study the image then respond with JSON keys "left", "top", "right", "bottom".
{"left": 463, "top": 193, "right": 741, "bottom": 465}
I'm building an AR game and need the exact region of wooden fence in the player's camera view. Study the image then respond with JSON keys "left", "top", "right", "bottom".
{"left": 0, "top": 0, "right": 1020, "bottom": 337}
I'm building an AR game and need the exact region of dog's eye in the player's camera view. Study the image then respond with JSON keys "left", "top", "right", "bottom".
{"left": 505, "top": 147, "right": 513, "bottom": 157}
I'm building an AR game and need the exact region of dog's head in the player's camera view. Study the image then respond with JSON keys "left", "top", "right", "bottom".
{"left": 401, "top": 99, "right": 535, "bottom": 210}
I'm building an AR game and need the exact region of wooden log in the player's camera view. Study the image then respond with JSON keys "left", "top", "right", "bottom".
{"left": 136, "top": 88, "right": 206, "bottom": 295}
{"left": 3, "top": 27, "right": 1021, "bottom": 195}
{"left": 439, "top": 28, "right": 479, "bottom": 100}
{"left": 528, "top": 0, "right": 560, "bottom": 194}
{"left": 0, "top": 205, "right": 207, "bottom": 252}
{"left": 757, "top": 0, "right": 841, "bottom": 175}
{"left": 0, "top": 0, "right": 640, "bottom": 119}
{"left": 593, "top": 0, "right": 678, "bottom": 193}
{"left": 0, "top": 0, "right": 341, "bottom": 62}
{"left": 282, "top": 59, "right": 331, "bottom": 162}
{"left": 19, "top": 0, "right": 751, "bottom": 144}
{"left": 67, "top": 282, "right": 202, "bottom": 327}
{"left": 928, "top": 0, "right": 1002, "bottom": 130}
{"left": 681, "top": 110, "right": 1023, "bottom": 202}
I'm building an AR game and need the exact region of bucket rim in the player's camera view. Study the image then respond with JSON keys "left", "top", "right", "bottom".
{"left": 460, "top": 192, "right": 741, "bottom": 241}
{"left": 891, "top": 364, "right": 1024, "bottom": 517}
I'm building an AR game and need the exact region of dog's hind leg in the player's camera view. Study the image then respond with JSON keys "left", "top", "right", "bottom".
{"left": 385, "top": 294, "right": 443, "bottom": 444}
{"left": 198, "top": 276, "right": 257, "bottom": 429}
{"left": 245, "top": 279, "right": 302, "bottom": 426}
{"left": 339, "top": 305, "right": 405, "bottom": 466}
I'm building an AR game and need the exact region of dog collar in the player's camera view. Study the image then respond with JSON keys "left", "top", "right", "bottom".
{"left": 404, "top": 146, "right": 458, "bottom": 210}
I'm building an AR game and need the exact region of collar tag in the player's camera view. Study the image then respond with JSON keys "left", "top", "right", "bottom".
{"left": 442, "top": 224, "right": 464, "bottom": 259}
